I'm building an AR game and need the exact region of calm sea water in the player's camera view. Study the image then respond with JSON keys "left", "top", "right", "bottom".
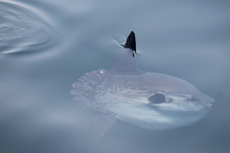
{"left": 0, "top": 0, "right": 229, "bottom": 153}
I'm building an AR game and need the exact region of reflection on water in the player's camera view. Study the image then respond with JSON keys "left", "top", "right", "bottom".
{"left": 0, "top": 0, "right": 56, "bottom": 54}
{"left": 0, "top": 0, "right": 230, "bottom": 153}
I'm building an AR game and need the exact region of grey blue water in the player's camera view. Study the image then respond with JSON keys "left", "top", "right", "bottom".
{"left": 0, "top": 0, "right": 230, "bottom": 153}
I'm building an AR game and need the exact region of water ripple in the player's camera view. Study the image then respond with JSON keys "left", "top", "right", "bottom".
{"left": 0, "top": 0, "right": 56, "bottom": 54}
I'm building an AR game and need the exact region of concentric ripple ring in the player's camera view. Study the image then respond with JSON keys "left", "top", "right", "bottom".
{"left": 0, "top": 0, "right": 56, "bottom": 54}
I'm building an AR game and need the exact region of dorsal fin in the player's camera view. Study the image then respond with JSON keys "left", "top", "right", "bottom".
{"left": 111, "top": 31, "right": 138, "bottom": 72}
{"left": 124, "top": 31, "right": 136, "bottom": 53}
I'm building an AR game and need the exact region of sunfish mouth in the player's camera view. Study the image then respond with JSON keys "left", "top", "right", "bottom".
{"left": 148, "top": 92, "right": 214, "bottom": 111}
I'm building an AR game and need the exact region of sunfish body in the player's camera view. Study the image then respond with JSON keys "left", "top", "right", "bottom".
{"left": 71, "top": 31, "right": 214, "bottom": 136}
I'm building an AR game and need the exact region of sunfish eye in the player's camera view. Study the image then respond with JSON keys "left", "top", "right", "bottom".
{"left": 148, "top": 93, "right": 166, "bottom": 104}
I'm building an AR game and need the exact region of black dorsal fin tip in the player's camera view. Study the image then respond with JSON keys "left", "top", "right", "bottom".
{"left": 124, "top": 31, "right": 136, "bottom": 52}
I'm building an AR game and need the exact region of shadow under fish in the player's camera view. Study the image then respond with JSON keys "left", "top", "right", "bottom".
{"left": 71, "top": 31, "right": 214, "bottom": 140}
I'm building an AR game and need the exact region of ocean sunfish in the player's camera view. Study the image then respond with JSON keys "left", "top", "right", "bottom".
{"left": 71, "top": 31, "right": 214, "bottom": 138}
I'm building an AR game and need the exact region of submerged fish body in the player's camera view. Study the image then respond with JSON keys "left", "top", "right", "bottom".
{"left": 72, "top": 68, "right": 213, "bottom": 129}
{"left": 71, "top": 31, "right": 214, "bottom": 133}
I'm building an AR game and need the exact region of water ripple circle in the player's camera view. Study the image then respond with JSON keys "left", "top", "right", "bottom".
{"left": 0, "top": 0, "right": 56, "bottom": 54}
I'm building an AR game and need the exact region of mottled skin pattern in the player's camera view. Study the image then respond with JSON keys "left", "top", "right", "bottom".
{"left": 71, "top": 66, "right": 214, "bottom": 129}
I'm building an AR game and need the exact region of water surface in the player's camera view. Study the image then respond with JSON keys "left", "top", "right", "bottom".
{"left": 0, "top": 0, "right": 230, "bottom": 153}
